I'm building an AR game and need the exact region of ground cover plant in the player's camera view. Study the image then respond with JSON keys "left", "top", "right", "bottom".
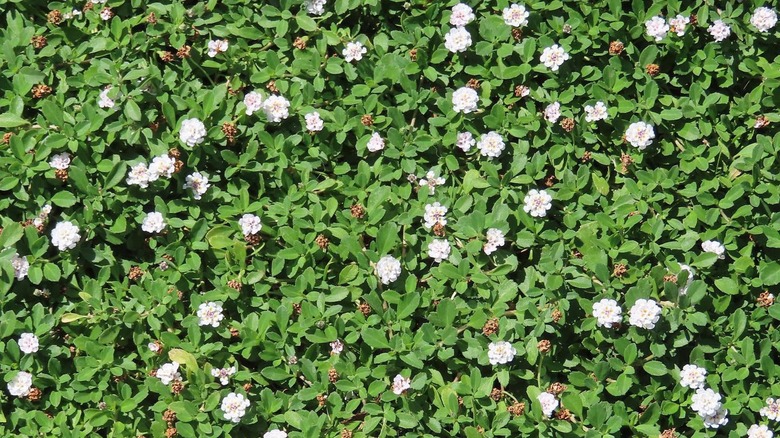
{"left": 0, "top": 0, "right": 779, "bottom": 436}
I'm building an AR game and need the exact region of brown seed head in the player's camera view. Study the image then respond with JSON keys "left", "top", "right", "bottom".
{"left": 160, "top": 51, "right": 175, "bottom": 62}
{"left": 340, "top": 429, "right": 353, "bottom": 438}
{"left": 293, "top": 302, "right": 302, "bottom": 316}
{"left": 581, "top": 151, "right": 592, "bottom": 162}
{"left": 547, "top": 382, "right": 567, "bottom": 395}
{"left": 170, "top": 381, "right": 184, "bottom": 395}
{"left": 146, "top": 12, "right": 157, "bottom": 24}
{"left": 609, "top": 40, "right": 624, "bottom": 55}
{"left": 266, "top": 80, "right": 278, "bottom": 93}
{"left": 545, "top": 175, "right": 557, "bottom": 187}
{"left": 55, "top": 168, "right": 69, "bottom": 182}
{"left": 128, "top": 266, "right": 144, "bottom": 281}
{"left": 317, "top": 394, "right": 327, "bottom": 407}
{"left": 511, "top": 28, "right": 522, "bottom": 41}
{"left": 177, "top": 45, "right": 191, "bottom": 59}
{"left": 293, "top": 37, "right": 307, "bottom": 50}
{"left": 433, "top": 223, "right": 446, "bottom": 237}
{"left": 31, "top": 36, "right": 47, "bottom": 49}
{"left": 646, "top": 63, "right": 660, "bottom": 77}
{"left": 227, "top": 279, "right": 242, "bottom": 291}
{"left": 551, "top": 308, "right": 562, "bottom": 323}
{"left": 755, "top": 115, "right": 770, "bottom": 129}
{"left": 26, "top": 387, "right": 42, "bottom": 402}
{"left": 163, "top": 409, "right": 177, "bottom": 423}
{"left": 243, "top": 382, "right": 252, "bottom": 392}
{"left": 361, "top": 114, "right": 374, "bottom": 126}
{"left": 537, "top": 339, "right": 551, "bottom": 353}
{"left": 350, "top": 203, "right": 365, "bottom": 219}
{"left": 2, "top": 132, "right": 11, "bottom": 144}
{"left": 508, "top": 401, "right": 526, "bottom": 416}
{"left": 315, "top": 234, "right": 329, "bottom": 250}
{"left": 659, "top": 428, "right": 677, "bottom": 438}
{"left": 409, "top": 48, "right": 418, "bottom": 61}
{"left": 514, "top": 85, "right": 530, "bottom": 97}
{"left": 48, "top": 10, "right": 63, "bottom": 24}
{"left": 490, "top": 388, "right": 503, "bottom": 401}
{"left": 482, "top": 318, "right": 499, "bottom": 336}
{"left": 222, "top": 122, "right": 237, "bottom": 143}
{"left": 245, "top": 233, "right": 261, "bottom": 246}
{"left": 758, "top": 291, "right": 775, "bottom": 308}
{"left": 689, "top": 14, "right": 698, "bottom": 26}
{"left": 83, "top": 1, "right": 94, "bottom": 12}
{"left": 165, "top": 427, "right": 178, "bottom": 438}
{"left": 466, "top": 78, "right": 480, "bottom": 89}
{"left": 620, "top": 153, "right": 634, "bottom": 173}
{"left": 663, "top": 274, "right": 678, "bottom": 283}
{"left": 328, "top": 368, "right": 339, "bottom": 383}
{"left": 358, "top": 301, "right": 371, "bottom": 317}
{"left": 560, "top": 117, "right": 575, "bottom": 132}
{"left": 555, "top": 408, "right": 573, "bottom": 421}
{"left": 613, "top": 263, "right": 627, "bottom": 278}
{"left": 230, "top": 327, "right": 240, "bottom": 337}
{"left": 32, "top": 84, "right": 52, "bottom": 99}
{"left": 562, "top": 24, "right": 572, "bottom": 34}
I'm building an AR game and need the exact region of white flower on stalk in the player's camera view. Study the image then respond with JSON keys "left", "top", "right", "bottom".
{"left": 427, "top": 239, "right": 451, "bottom": 263}
{"left": 456, "top": 132, "right": 476, "bottom": 152}
{"left": 645, "top": 16, "right": 669, "bottom": 41}
{"left": 444, "top": 27, "right": 472, "bottom": 53}
{"left": 197, "top": 302, "right": 224, "bottom": 327}
{"left": 523, "top": 189, "right": 552, "bottom": 218}
{"left": 18, "top": 333, "right": 39, "bottom": 354}
{"left": 148, "top": 154, "right": 176, "bottom": 181}
{"left": 156, "top": 362, "right": 182, "bottom": 385}
{"left": 330, "top": 339, "right": 344, "bottom": 355}
{"left": 584, "top": 101, "right": 608, "bottom": 122}
{"left": 179, "top": 118, "right": 207, "bottom": 147}
{"left": 679, "top": 364, "right": 707, "bottom": 389}
{"left": 50, "top": 221, "right": 80, "bottom": 251}
{"left": 211, "top": 366, "right": 237, "bottom": 385}
{"left": 376, "top": 255, "right": 402, "bottom": 285}
{"left": 747, "top": 425, "right": 773, "bottom": 438}
{"left": 678, "top": 264, "right": 695, "bottom": 295}
{"left": 98, "top": 86, "right": 115, "bottom": 109}
{"left": 483, "top": 228, "right": 505, "bottom": 255}
{"left": 539, "top": 44, "right": 569, "bottom": 71}
{"left": 423, "top": 202, "right": 447, "bottom": 229}
{"left": 11, "top": 254, "right": 29, "bottom": 280}
{"left": 238, "top": 214, "right": 262, "bottom": 236}
{"left": 184, "top": 172, "right": 210, "bottom": 200}
{"left": 49, "top": 153, "right": 71, "bottom": 170}
{"left": 366, "top": 132, "right": 385, "bottom": 152}
{"left": 418, "top": 169, "right": 445, "bottom": 194}
{"left": 450, "top": 3, "right": 475, "bottom": 27}
{"left": 592, "top": 298, "right": 622, "bottom": 328}
{"left": 305, "top": 112, "right": 324, "bottom": 132}
{"left": 127, "top": 162, "right": 151, "bottom": 188}
{"left": 751, "top": 7, "right": 778, "bottom": 33}
{"left": 537, "top": 392, "right": 559, "bottom": 418}
{"left": 707, "top": 20, "right": 731, "bottom": 42}
{"left": 207, "top": 39, "right": 229, "bottom": 57}
{"left": 262, "top": 95, "right": 291, "bottom": 123}
{"left": 701, "top": 240, "right": 725, "bottom": 259}
{"left": 544, "top": 102, "right": 561, "bottom": 123}
{"left": 691, "top": 388, "right": 722, "bottom": 416}
{"left": 452, "top": 87, "right": 479, "bottom": 113}
{"left": 760, "top": 398, "right": 780, "bottom": 420}
{"left": 502, "top": 3, "right": 529, "bottom": 27}
{"left": 391, "top": 374, "right": 411, "bottom": 395}
{"left": 243, "top": 91, "right": 264, "bottom": 116}
{"left": 628, "top": 299, "right": 661, "bottom": 329}
{"left": 625, "top": 121, "right": 655, "bottom": 150}
{"left": 7, "top": 371, "right": 33, "bottom": 397}
{"left": 342, "top": 41, "right": 367, "bottom": 62}
{"left": 476, "top": 131, "right": 505, "bottom": 158}
{"left": 304, "top": 0, "right": 326, "bottom": 16}
{"left": 702, "top": 407, "right": 728, "bottom": 429}
{"left": 141, "top": 212, "right": 166, "bottom": 234}
{"left": 487, "top": 341, "right": 516, "bottom": 365}
{"left": 221, "top": 392, "right": 250, "bottom": 423}
{"left": 668, "top": 14, "right": 690, "bottom": 36}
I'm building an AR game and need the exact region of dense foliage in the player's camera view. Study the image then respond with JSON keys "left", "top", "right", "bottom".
{"left": 1, "top": 0, "right": 779, "bottom": 437}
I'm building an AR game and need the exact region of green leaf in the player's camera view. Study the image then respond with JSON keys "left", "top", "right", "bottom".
{"left": 124, "top": 100, "right": 142, "bottom": 121}
{"left": 51, "top": 191, "right": 78, "bottom": 208}
{"left": 0, "top": 222, "right": 23, "bottom": 248}
{"left": 361, "top": 327, "right": 390, "bottom": 349}
{"left": 643, "top": 361, "right": 666, "bottom": 376}
{"left": 168, "top": 349, "right": 198, "bottom": 372}
{"left": 759, "top": 262, "right": 780, "bottom": 286}
{"left": 396, "top": 292, "right": 419, "bottom": 319}
{"left": 0, "top": 113, "right": 29, "bottom": 128}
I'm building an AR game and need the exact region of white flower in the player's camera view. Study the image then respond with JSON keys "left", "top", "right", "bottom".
{"left": 668, "top": 14, "right": 690, "bottom": 36}
{"left": 126, "top": 162, "right": 151, "bottom": 188}
{"left": 18, "top": 333, "right": 39, "bottom": 354}
{"left": 678, "top": 264, "right": 695, "bottom": 295}
{"left": 148, "top": 154, "right": 176, "bottom": 181}
{"left": 539, "top": 44, "right": 569, "bottom": 71}
{"left": 263, "top": 95, "right": 291, "bottom": 123}
{"left": 179, "top": 118, "right": 207, "bottom": 147}
{"left": 238, "top": 214, "right": 262, "bottom": 236}
{"left": 366, "top": 132, "right": 385, "bottom": 152}
{"left": 748, "top": 425, "right": 773, "bottom": 438}
{"left": 211, "top": 366, "right": 237, "bottom": 385}
{"left": 41, "top": 204, "right": 52, "bottom": 216}
{"left": 98, "top": 86, "right": 115, "bottom": 109}
{"left": 452, "top": 87, "right": 479, "bottom": 113}
{"left": 702, "top": 240, "right": 725, "bottom": 259}
{"left": 305, "top": 112, "right": 324, "bottom": 132}
{"left": 207, "top": 39, "right": 229, "bottom": 57}
{"left": 11, "top": 254, "right": 29, "bottom": 280}
{"left": 156, "top": 362, "right": 182, "bottom": 385}
{"left": 7, "top": 371, "right": 33, "bottom": 397}
{"left": 263, "top": 430, "right": 287, "bottom": 438}
{"left": 221, "top": 392, "right": 250, "bottom": 423}
{"left": 538, "top": 392, "right": 559, "bottom": 418}
{"left": 516, "top": 85, "right": 530, "bottom": 97}
{"left": 645, "top": 16, "right": 669, "bottom": 41}
{"left": 419, "top": 170, "right": 445, "bottom": 195}
{"left": 691, "top": 388, "right": 722, "bottom": 416}
{"left": 141, "top": 212, "right": 166, "bottom": 234}
{"left": 342, "top": 41, "right": 367, "bottom": 62}
{"left": 148, "top": 342, "right": 161, "bottom": 353}
{"left": 184, "top": 172, "right": 210, "bottom": 200}
{"left": 544, "top": 102, "right": 561, "bottom": 123}
{"left": 391, "top": 374, "right": 411, "bottom": 395}
{"left": 49, "top": 152, "right": 71, "bottom": 170}
{"left": 444, "top": 27, "right": 472, "bottom": 53}
{"left": 679, "top": 364, "right": 707, "bottom": 389}
{"left": 476, "top": 131, "right": 505, "bottom": 158}
{"left": 99, "top": 8, "right": 113, "bottom": 20}
{"left": 592, "top": 298, "right": 622, "bottom": 328}
{"left": 330, "top": 339, "right": 344, "bottom": 355}
{"left": 483, "top": 228, "right": 505, "bottom": 255}
{"left": 428, "top": 239, "right": 451, "bottom": 263}
{"left": 456, "top": 132, "right": 476, "bottom": 152}
{"left": 376, "top": 255, "right": 402, "bottom": 285}
{"left": 197, "top": 302, "right": 224, "bottom": 327}
{"left": 584, "top": 101, "right": 608, "bottom": 122}
{"left": 702, "top": 407, "right": 728, "bottom": 429}
{"left": 243, "top": 91, "right": 264, "bottom": 116}
{"left": 423, "top": 202, "right": 447, "bottom": 229}
{"left": 502, "top": 3, "right": 529, "bottom": 27}
{"left": 523, "top": 189, "right": 553, "bottom": 218}
{"left": 760, "top": 398, "right": 780, "bottom": 420}
{"left": 708, "top": 20, "right": 731, "bottom": 42}
{"left": 50, "top": 221, "right": 81, "bottom": 251}
{"left": 751, "top": 7, "right": 778, "bottom": 33}
{"left": 625, "top": 121, "right": 655, "bottom": 150}
{"left": 450, "top": 3, "right": 475, "bottom": 27}
{"left": 628, "top": 299, "right": 661, "bottom": 329}
{"left": 487, "top": 341, "right": 516, "bottom": 365}
{"left": 304, "top": 0, "right": 326, "bottom": 16}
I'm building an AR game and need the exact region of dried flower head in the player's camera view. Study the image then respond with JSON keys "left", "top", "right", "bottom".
{"left": 160, "top": 51, "right": 175, "bottom": 62}
{"left": 646, "top": 63, "right": 660, "bottom": 76}
{"left": 31, "top": 35, "right": 47, "bottom": 49}
{"left": 466, "top": 78, "right": 480, "bottom": 89}
{"left": 222, "top": 122, "right": 238, "bottom": 143}
{"left": 358, "top": 301, "right": 371, "bottom": 317}
{"left": 755, "top": 115, "right": 770, "bottom": 129}
{"left": 128, "top": 266, "right": 144, "bottom": 281}
{"left": 293, "top": 37, "right": 307, "bottom": 50}
{"left": 227, "top": 279, "right": 242, "bottom": 291}
{"left": 758, "top": 291, "right": 775, "bottom": 308}
{"left": 350, "top": 203, "right": 365, "bottom": 219}
{"left": 177, "top": 45, "right": 191, "bottom": 59}
{"left": 551, "top": 309, "right": 562, "bottom": 323}
{"left": 555, "top": 408, "right": 573, "bottom": 421}
{"left": 613, "top": 263, "right": 627, "bottom": 277}
{"left": 409, "top": 48, "right": 418, "bottom": 61}
{"left": 508, "top": 401, "right": 526, "bottom": 416}
{"left": 609, "top": 40, "right": 624, "bottom": 55}
{"left": 328, "top": 368, "right": 339, "bottom": 383}
{"left": 163, "top": 409, "right": 177, "bottom": 424}
{"left": 147, "top": 12, "right": 157, "bottom": 23}
{"left": 538, "top": 339, "right": 551, "bottom": 353}
{"left": 266, "top": 80, "right": 278, "bottom": 93}
{"left": 317, "top": 394, "right": 327, "bottom": 407}
{"left": 547, "top": 382, "right": 567, "bottom": 395}
{"left": 315, "top": 234, "right": 329, "bottom": 250}
{"left": 659, "top": 428, "right": 677, "bottom": 438}
{"left": 32, "top": 84, "right": 52, "bottom": 99}
{"left": 482, "top": 318, "right": 499, "bottom": 336}
{"left": 48, "top": 10, "right": 63, "bottom": 24}
{"left": 560, "top": 117, "right": 575, "bottom": 132}
{"left": 511, "top": 28, "right": 523, "bottom": 41}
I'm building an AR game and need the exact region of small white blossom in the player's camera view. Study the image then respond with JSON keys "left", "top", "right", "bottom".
{"left": 141, "top": 212, "right": 166, "bottom": 234}
{"left": 523, "top": 189, "right": 553, "bottom": 218}
{"left": 418, "top": 170, "right": 445, "bottom": 194}
{"left": 148, "top": 342, "right": 161, "bottom": 353}
{"left": 502, "top": 3, "right": 530, "bottom": 27}
{"left": 476, "top": 131, "right": 505, "bottom": 158}
{"left": 679, "top": 364, "right": 707, "bottom": 389}
{"left": 668, "top": 14, "right": 690, "bottom": 36}
{"left": 262, "top": 95, "right": 291, "bottom": 123}
{"left": 50, "top": 221, "right": 80, "bottom": 251}
{"left": 211, "top": 366, "right": 237, "bottom": 385}
{"left": 544, "top": 102, "right": 561, "bottom": 123}
{"left": 584, "top": 101, "right": 608, "bottom": 122}
{"left": 748, "top": 425, "right": 773, "bottom": 438}
{"left": 427, "top": 239, "right": 451, "bottom": 263}
{"left": 376, "top": 255, "right": 402, "bottom": 284}
{"left": 456, "top": 132, "right": 476, "bottom": 152}
{"left": 238, "top": 214, "right": 262, "bottom": 236}
{"left": 18, "top": 333, "right": 39, "bottom": 354}
{"left": 645, "top": 16, "right": 669, "bottom": 41}
{"left": 49, "top": 152, "right": 71, "bottom": 170}
{"left": 701, "top": 240, "right": 725, "bottom": 259}
{"left": 691, "top": 388, "right": 723, "bottom": 416}
{"left": 760, "top": 398, "right": 780, "bottom": 420}
{"left": 678, "top": 264, "right": 695, "bottom": 295}
{"left": 483, "top": 228, "right": 505, "bottom": 255}
{"left": 487, "top": 341, "right": 516, "bottom": 365}
{"left": 305, "top": 112, "right": 324, "bottom": 132}
{"left": 450, "top": 3, "right": 475, "bottom": 27}
{"left": 99, "top": 7, "right": 113, "bottom": 21}
{"left": 342, "top": 41, "right": 367, "bottom": 62}
{"left": 7, "top": 371, "right": 33, "bottom": 398}
{"left": 221, "top": 392, "right": 250, "bottom": 423}
{"left": 126, "top": 162, "right": 151, "bottom": 188}
{"left": 330, "top": 339, "right": 344, "bottom": 355}
{"left": 592, "top": 298, "right": 622, "bottom": 328}
{"left": 243, "top": 91, "right": 264, "bottom": 116}
{"left": 702, "top": 407, "right": 728, "bottom": 429}
{"left": 304, "top": 0, "right": 326, "bottom": 16}
{"left": 628, "top": 299, "right": 661, "bottom": 329}
{"left": 538, "top": 392, "right": 559, "bottom": 418}
{"left": 11, "top": 254, "right": 29, "bottom": 280}
{"left": 197, "top": 302, "right": 224, "bottom": 327}
{"left": 207, "top": 39, "right": 229, "bottom": 57}
{"left": 452, "top": 87, "right": 479, "bottom": 114}
{"left": 148, "top": 154, "right": 176, "bottom": 181}
{"left": 444, "top": 27, "right": 472, "bottom": 53}
{"left": 179, "top": 118, "right": 207, "bottom": 147}
{"left": 625, "top": 121, "right": 655, "bottom": 150}
{"left": 98, "top": 86, "right": 115, "bottom": 109}
{"left": 708, "top": 20, "right": 731, "bottom": 42}
{"left": 751, "top": 7, "right": 778, "bottom": 33}
{"left": 263, "top": 430, "right": 287, "bottom": 438}
{"left": 366, "top": 132, "right": 385, "bottom": 152}
{"left": 539, "top": 44, "right": 569, "bottom": 71}
{"left": 423, "top": 202, "right": 447, "bottom": 229}
{"left": 391, "top": 374, "right": 411, "bottom": 395}
{"left": 184, "top": 172, "right": 210, "bottom": 200}
{"left": 156, "top": 362, "right": 182, "bottom": 385}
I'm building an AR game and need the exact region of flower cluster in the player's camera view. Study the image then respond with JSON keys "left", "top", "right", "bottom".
{"left": 197, "top": 302, "right": 225, "bottom": 327}
{"left": 376, "top": 255, "right": 402, "bottom": 284}
{"left": 483, "top": 228, "right": 505, "bottom": 255}
{"left": 211, "top": 366, "right": 237, "bottom": 385}
{"left": 487, "top": 341, "right": 516, "bottom": 365}
{"left": 221, "top": 392, "right": 250, "bottom": 422}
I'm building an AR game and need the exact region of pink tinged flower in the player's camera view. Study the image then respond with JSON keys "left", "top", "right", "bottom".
{"left": 184, "top": 172, "right": 210, "bottom": 200}
{"left": 197, "top": 302, "right": 224, "bottom": 327}
{"left": 207, "top": 39, "right": 229, "bottom": 57}
{"left": 544, "top": 102, "right": 561, "bottom": 123}
{"left": 751, "top": 7, "right": 778, "bottom": 33}
{"left": 449, "top": 3, "right": 475, "bottom": 27}
{"left": 707, "top": 20, "right": 731, "bottom": 42}
{"left": 18, "top": 333, "right": 39, "bottom": 354}
{"left": 366, "top": 132, "right": 385, "bottom": 152}
{"left": 539, "top": 44, "right": 569, "bottom": 71}
{"left": 644, "top": 16, "right": 669, "bottom": 41}
{"left": 243, "top": 91, "right": 264, "bottom": 116}
{"left": 330, "top": 339, "right": 344, "bottom": 355}
{"left": 305, "top": 111, "right": 324, "bottom": 132}
{"left": 456, "top": 132, "right": 475, "bottom": 152}
{"left": 391, "top": 374, "right": 411, "bottom": 395}
{"left": 49, "top": 152, "right": 71, "bottom": 170}
{"left": 11, "top": 254, "right": 29, "bottom": 280}
{"left": 7, "top": 371, "right": 33, "bottom": 397}
{"left": 221, "top": 392, "right": 250, "bottom": 423}
{"left": 342, "top": 41, "right": 367, "bottom": 62}
{"left": 502, "top": 3, "right": 529, "bottom": 27}
{"left": 537, "top": 392, "right": 558, "bottom": 417}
